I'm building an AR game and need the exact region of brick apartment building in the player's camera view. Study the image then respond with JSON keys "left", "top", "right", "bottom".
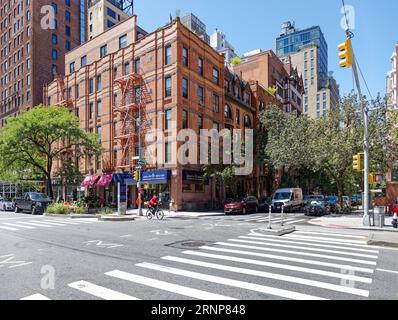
{"left": 0, "top": 0, "right": 83, "bottom": 199}
{"left": 234, "top": 50, "right": 304, "bottom": 114}
{"left": 44, "top": 16, "right": 248, "bottom": 210}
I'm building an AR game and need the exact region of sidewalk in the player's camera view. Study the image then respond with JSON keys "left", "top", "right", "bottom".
{"left": 308, "top": 213, "right": 398, "bottom": 232}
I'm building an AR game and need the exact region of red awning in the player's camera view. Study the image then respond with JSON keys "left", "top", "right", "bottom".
{"left": 96, "top": 174, "right": 113, "bottom": 187}
{"left": 81, "top": 175, "right": 100, "bottom": 188}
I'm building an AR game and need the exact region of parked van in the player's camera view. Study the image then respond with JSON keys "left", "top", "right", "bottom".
{"left": 271, "top": 188, "right": 303, "bottom": 213}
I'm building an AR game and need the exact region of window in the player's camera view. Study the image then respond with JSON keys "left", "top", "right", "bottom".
{"left": 66, "top": 26, "right": 70, "bottom": 37}
{"left": 100, "top": 45, "right": 107, "bottom": 58}
{"left": 165, "top": 76, "right": 172, "bottom": 97}
{"left": 165, "top": 109, "right": 172, "bottom": 130}
{"left": 65, "top": 11, "right": 70, "bottom": 22}
{"left": 124, "top": 62, "right": 130, "bottom": 75}
{"left": 165, "top": 142, "right": 172, "bottom": 163}
{"left": 135, "top": 86, "right": 141, "bottom": 103}
{"left": 97, "top": 99, "right": 102, "bottom": 116}
{"left": 212, "top": 68, "right": 219, "bottom": 85}
{"left": 212, "top": 94, "right": 219, "bottom": 113}
{"left": 89, "top": 78, "right": 94, "bottom": 94}
{"left": 213, "top": 122, "right": 220, "bottom": 131}
{"left": 182, "top": 47, "right": 188, "bottom": 66}
{"left": 134, "top": 57, "right": 140, "bottom": 73}
{"left": 107, "top": 7, "right": 116, "bottom": 19}
{"left": 81, "top": 55, "right": 87, "bottom": 67}
{"left": 244, "top": 115, "right": 252, "bottom": 128}
{"left": 119, "top": 34, "right": 127, "bottom": 49}
{"left": 65, "top": 40, "right": 70, "bottom": 51}
{"left": 96, "top": 75, "right": 102, "bottom": 91}
{"left": 107, "top": 20, "right": 115, "bottom": 28}
{"left": 66, "top": 0, "right": 71, "bottom": 6}
{"left": 182, "top": 110, "right": 188, "bottom": 129}
{"left": 182, "top": 78, "right": 188, "bottom": 98}
{"left": 165, "top": 45, "right": 172, "bottom": 65}
{"left": 51, "top": 34, "right": 57, "bottom": 44}
{"left": 236, "top": 109, "right": 240, "bottom": 125}
{"left": 52, "top": 3, "right": 57, "bottom": 14}
{"left": 198, "top": 114, "right": 203, "bottom": 130}
{"left": 198, "top": 57, "right": 203, "bottom": 75}
{"left": 224, "top": 104, "right": 232, "bottom": 119}
{"left": 89, "top": 102, "right": 94, "bottom": 119}
{"left": 198, "top": 86, "right": 204, "bottom": 105}
{"left": 69, "top": 62, "right": 75, "bottom": 73}
{"left": 75, "top": 84, "right": 79, "bottom": 98}
{"left": 51, "top": 49, "right": 57, "bottom": 60}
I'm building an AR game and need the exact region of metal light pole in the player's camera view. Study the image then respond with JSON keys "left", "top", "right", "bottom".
{"left": 349, "top": 38, "right": 370, "bottom": 226}
{"left": 268, "top": 205, "right": 272, "bottom": 230}
{"left": 138, "top": 100, "right": 143, "bottom": 217}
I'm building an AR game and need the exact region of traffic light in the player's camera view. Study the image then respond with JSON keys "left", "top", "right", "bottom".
{"left": 369, "top": 174, "right": 374, "bottom": 185}
{"left": 133, "top": 170, "right": 139, "bottom": 181}
{"left": 353, "top": 154, "right": 361, "bottom": 172}
{"left": 338, "top": 38, "right": 353, "bottom": 68}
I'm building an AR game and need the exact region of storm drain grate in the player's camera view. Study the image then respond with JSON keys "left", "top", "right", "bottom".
{"left": 166, "top": 240, "right": 214, "bottom": 250}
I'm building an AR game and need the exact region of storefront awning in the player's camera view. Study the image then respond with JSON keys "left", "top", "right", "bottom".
{"left": 96, "top": 174, "right": 113, "bottom": 187}
{"left": 112, "top": 173, "right": 137, "bottom": 185}
{"left": 141, "top": 170, "right": 171, "bottom": 185}
{"left": 81, "top": 175, "right": 100, "bottom": 188}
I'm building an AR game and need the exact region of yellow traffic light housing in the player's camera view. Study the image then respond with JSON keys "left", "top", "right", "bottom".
{"left": 369, "top": 174, "right": 374, "bottom": 185}
{"left": 134, "top": 170, "right": 139, "bottom": 181}
{"left": 353, "top": 154, "right": 361, "bottom": 172}
{"left": 338, "top": 38, "right": 353, "bottom": 68}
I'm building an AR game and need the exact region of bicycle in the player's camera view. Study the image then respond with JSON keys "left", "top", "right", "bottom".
{"left": 146, "top": 204, "right": 165, "bottom": 220}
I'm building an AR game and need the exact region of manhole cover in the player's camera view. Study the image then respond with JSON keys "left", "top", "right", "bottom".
{"left": 166, "top": 240, "right": 214, "bottom": 249}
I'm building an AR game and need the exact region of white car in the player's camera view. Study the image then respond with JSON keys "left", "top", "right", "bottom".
{"left": 0, "top": 199, "right": 14, "bottom": 211}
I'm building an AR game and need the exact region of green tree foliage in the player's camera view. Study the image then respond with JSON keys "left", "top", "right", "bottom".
{"left": 0, "top": 105, "right": 102, "bottom": 199}
{"left": 231, "top": 57, "right": 242, "bottom": 67}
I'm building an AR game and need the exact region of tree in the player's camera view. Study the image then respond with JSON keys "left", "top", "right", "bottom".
{"left": 0, "top": 105, "right": 102, "bottom": 199}
{"left": 231, "top": 57, "right": 242, "bottom": 67}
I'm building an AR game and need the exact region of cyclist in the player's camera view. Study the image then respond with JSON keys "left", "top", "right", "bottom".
{"left": 147, "top": 194, "right": 159, "bottom": 213}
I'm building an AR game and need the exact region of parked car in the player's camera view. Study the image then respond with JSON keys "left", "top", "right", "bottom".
{"left": 325, "top": 196, "right": 338, "bottom": 213}
{"left": 0, "top": 198, "right": 14, "bottom": 211}
{"left": 305, "top": 196, "right": 331, "bottom": 216}
{"left": 14, "top": 192, "right": 52, "bottom": 215}
{"left": 271, "top": 188, "right": 303, "bottom": 213}
{"left": 258, "top": 198, "right": 271, "bottom": 213}
{"left": 224, "top": 196, "right": 259, "bottom": 215}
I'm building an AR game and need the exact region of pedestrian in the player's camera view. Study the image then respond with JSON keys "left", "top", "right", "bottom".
{"left": 99, "top": 195, "right": 105, "bottom": 208}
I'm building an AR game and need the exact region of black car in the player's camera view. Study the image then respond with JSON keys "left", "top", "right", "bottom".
{"left": 14, "top": 192, "right": 52, "bottom": 215}
{"left": 258, "top": 199, "right": 271, "bottom": 213}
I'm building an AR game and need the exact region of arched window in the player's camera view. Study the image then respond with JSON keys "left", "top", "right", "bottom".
{"left": 224, "top": 104, "right": 232, "bottom": 119}
{"left": 244, "top": 115, "right": 252, "bottom": 128}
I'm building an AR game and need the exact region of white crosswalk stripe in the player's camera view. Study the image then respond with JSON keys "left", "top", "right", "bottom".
{"left": 19, "top": 230, "right": 379, "bottom": 300}
{"left": 69, "top": 281, "right": 140, "bottom": 300}
{"left": 0, "top": 218, "right": 98, "bottom": 232}
{"left": 106, "top": 270, "right": 236, "bottom": 300}
{"left": 20, "top": 294, "right": 51, "bottom": 300}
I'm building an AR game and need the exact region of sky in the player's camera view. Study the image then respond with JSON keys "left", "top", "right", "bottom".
{"left": 134, "top": 0, "right": 397, "bottom": 98}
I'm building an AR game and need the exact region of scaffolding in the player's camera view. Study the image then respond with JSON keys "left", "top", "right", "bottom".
{"left": 114, "top": 71, "right": 151, "bottom": 171}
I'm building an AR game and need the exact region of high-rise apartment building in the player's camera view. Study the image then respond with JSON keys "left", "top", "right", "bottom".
{"left": 0, "top": 0, "right": 82, "bottom": 127}
{"left": 387, "top": 44, "right": 397, "bottom": 110}
{"left": 276, "top": 22, "right": 339, "bottom": 119}
{"left": 386, "top": 44, "right": 398, "bottom": 205}
{"left": 210, "top": 29, "right": 237, "bottom": 63}
{"left": 180, "top": 13, "right": 210, "bottom": 45}
{"left": 87, "top": 0, "right": 132, "bottom": 39}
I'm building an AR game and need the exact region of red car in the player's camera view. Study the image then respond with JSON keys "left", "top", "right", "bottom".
{"left": 224, "top": 196, "right": 259, "bottom": 215}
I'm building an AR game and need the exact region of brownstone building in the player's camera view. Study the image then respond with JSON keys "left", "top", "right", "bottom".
{"left": 0, "top": 0, "right": 83, "bottom": 127}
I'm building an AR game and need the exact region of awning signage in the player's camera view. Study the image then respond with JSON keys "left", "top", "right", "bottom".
{"left": 183, "top": 170, "right": 206, "bottom": 183}
{"left": 141, "top": 170, "right": 171, "bottom": 184}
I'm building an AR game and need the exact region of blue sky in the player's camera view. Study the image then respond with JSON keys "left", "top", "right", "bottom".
{"left": 134, "top": 0, "right": 396, "bottom": 98}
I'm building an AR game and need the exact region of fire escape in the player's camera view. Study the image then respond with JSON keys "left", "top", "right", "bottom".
{"left": 114, "top": 71, "right": 151, "bottom": 171}
{"left": 53, "top": 76, "right": 74, "bottom": 109}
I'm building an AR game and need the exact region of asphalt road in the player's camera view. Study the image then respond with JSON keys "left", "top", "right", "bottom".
{"left": 0, "top": 210, "right": 397, "bottom": 300}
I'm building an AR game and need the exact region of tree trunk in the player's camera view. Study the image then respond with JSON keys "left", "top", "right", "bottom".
{"left": 46, "top": 174, "right": 54, "bottom": 200}
{"left": 336, "top": 179, "right": 344, "bottom": 211}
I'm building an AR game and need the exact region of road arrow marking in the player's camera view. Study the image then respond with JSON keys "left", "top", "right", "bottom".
{"left": 83, "top": 240, "right": 124, "bottom": 249}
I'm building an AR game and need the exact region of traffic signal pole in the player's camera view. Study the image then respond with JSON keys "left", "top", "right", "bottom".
{"left": 138, "top": 102, "right": 143, "bottom": 217}
{"left": 345, "top": 30, "right": 370, "bottom": 226}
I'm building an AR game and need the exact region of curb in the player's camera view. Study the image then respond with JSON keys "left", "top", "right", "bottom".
{"left": 99, "top": 215, "right": 136, "bottom": 222}
{"left": 44, "top": 214, "right": 101, "bottom": 219}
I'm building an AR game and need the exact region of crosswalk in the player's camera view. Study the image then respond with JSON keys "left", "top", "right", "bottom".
{"left": 0, "top": 218, "right": 98, "bottom": 232}
{"left": 200, "top": 213, "right": 308, "bottom": 225}
{"left": 20, "top": 230, "right": 379, "bottom": 300}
